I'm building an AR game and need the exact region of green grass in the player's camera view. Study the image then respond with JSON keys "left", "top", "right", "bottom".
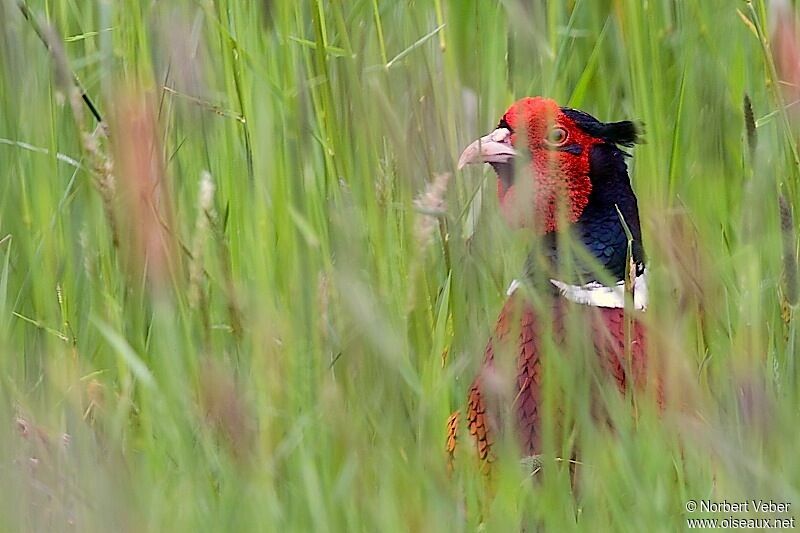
{"left": 0, "top": 0, "right": 798, "bottom": 530}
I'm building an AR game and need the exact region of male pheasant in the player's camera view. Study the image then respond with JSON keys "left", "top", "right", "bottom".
{"left": 448, "top": 97, "right": 660, "bottom": 465}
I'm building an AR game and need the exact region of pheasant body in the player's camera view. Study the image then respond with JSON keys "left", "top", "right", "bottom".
{"left": 462, "top": 294, "right": 650, "bottom": 462}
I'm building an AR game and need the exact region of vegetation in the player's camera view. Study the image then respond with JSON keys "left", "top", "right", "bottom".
{"left": 0, "top": 0, "right": 798, "bottom": 530}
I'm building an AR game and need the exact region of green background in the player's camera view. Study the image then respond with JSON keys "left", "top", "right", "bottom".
{"left": 0, "top": 0, "right": 797, "bottom": 530}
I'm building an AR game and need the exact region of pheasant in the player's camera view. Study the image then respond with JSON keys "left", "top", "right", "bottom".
{"left": 448, "top": 97, "right": 660, "bottom": 466}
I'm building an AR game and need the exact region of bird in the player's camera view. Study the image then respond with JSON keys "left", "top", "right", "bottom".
{"left": 447, "top": 96, "right": 661, "bottom": 467}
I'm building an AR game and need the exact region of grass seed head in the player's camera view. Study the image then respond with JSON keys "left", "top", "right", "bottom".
{"left": 413, "top": 172, "right": 450, "bottom": 249}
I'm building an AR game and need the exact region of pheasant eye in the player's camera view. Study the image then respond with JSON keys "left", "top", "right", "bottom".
{"left": 545, "top": 127, "right": 568, "bottom": 147}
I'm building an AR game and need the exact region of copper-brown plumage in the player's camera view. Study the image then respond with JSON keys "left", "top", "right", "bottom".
{"left": 449, "top": 295, "right": 656, "bottom": 463}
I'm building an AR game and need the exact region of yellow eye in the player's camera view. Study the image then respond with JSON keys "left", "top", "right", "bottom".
{"left": 545, "top": 127, "right": 568, "bottom": 147}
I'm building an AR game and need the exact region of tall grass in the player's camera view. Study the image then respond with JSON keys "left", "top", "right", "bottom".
{"left": 0, "top": 0, "right": 798, "bottom": 530}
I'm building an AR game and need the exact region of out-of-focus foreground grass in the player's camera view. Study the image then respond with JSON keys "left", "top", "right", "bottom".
{"left": 0, "top": 0, "right": 798, "bottom": 530}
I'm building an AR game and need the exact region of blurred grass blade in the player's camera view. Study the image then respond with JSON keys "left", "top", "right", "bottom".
{"left": 92, "top": 318, "right": 156, "bottom": 389}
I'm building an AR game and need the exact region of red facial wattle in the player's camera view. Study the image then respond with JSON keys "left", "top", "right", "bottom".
{"left": 458, "top": 97, "right": 600, "bottom": 233}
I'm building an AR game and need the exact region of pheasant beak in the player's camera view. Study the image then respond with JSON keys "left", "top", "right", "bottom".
{"left": 457, "top": 127, "right": 517, "bottom": 169}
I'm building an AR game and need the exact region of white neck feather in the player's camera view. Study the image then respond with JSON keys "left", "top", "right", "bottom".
{"left": 505, "top": 268, "right": 649, "bottom": 310}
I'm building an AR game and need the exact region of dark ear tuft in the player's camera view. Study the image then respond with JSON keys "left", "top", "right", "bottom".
{"left": 601, "top": 121, "right": 643, "bottom": 147}
{"left": 560, "top": 107, "right": 644, "bottom": 147}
